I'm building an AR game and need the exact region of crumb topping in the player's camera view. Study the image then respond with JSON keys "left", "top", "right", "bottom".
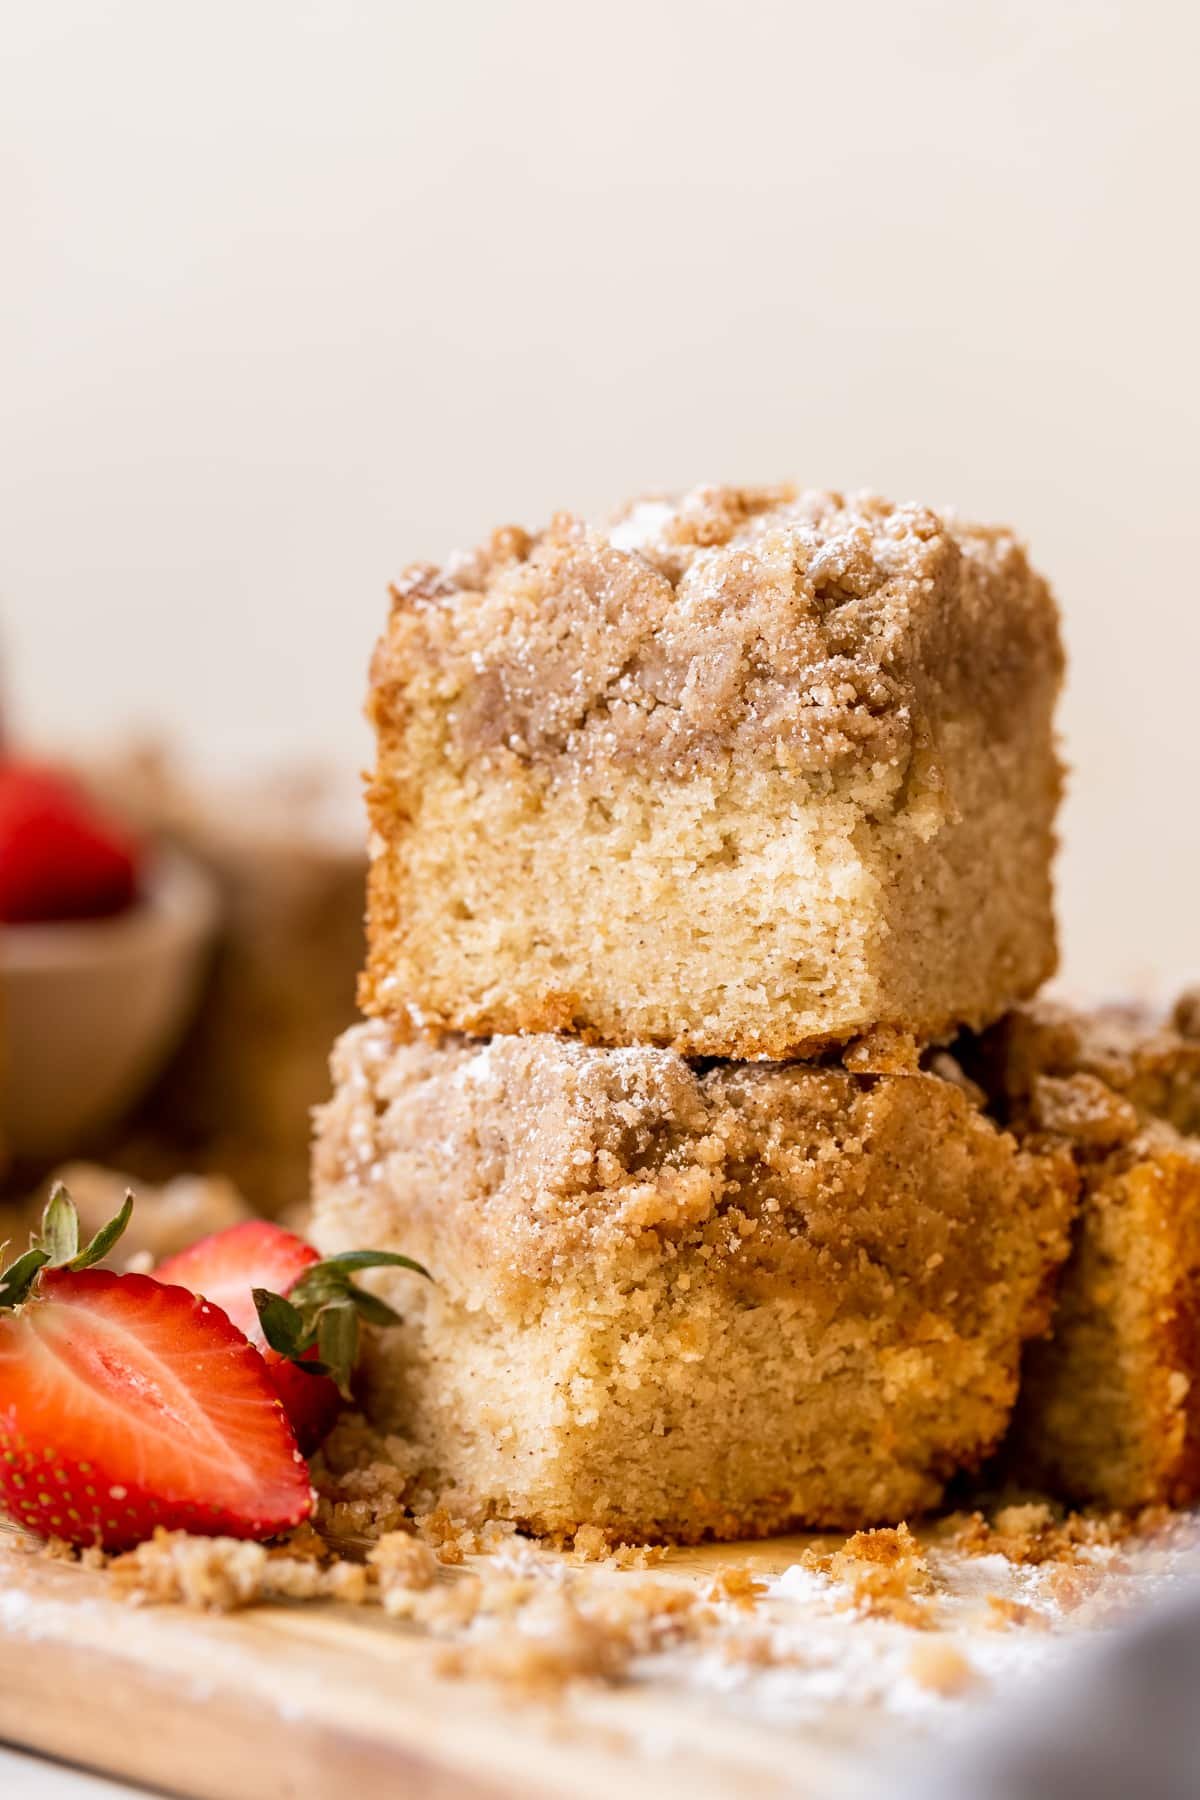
{"left": 371, "top": 484, "right": 1062, "bottom": 785}
{"left": 977, "top": 996, "right": 1200, "bottom": 1141}
{"left": 317, "top": 1020, "right": 1075, "bottom": 1312}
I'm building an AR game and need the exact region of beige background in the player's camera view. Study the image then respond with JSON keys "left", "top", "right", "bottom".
{"left": 3, "top": 0, "right": 1198, "bottom": 999}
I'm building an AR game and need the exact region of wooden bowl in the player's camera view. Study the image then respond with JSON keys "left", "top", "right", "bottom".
{"left": 0, "top": 851, "right": 220, "bottom": 1161}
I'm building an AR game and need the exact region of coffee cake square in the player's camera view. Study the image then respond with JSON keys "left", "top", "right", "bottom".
{"left": 362, "top": 486, "right": 1063, "bottom": 1058}
{"left": 312, "top": 1024, "right": 1076, "bottom": 1541}
{"left": 976, "top": 998, "right": 1200, "bottom": 1507}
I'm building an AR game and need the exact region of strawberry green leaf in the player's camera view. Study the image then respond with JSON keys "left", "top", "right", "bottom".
{"left": 0, "top": 1248, "right": 50, "bottom": 1311}
{"left": 287, "top": 1356, "right": 336, "bottom": 1381}
{"left": 252, "top": 1244, "right": 428, "bottom": 1392}
{"left": 70, "top": 1192, "right": 134, "bottom": 1271}
{"left": 0, "top": 1185, "right": 137, "bottom": 1313}
{"left": 347, "top": 1288, "right": 404, "bottom": 1329}
{"left": 252, "top": 1288, "right": 311, "bottom": 1358}
{"left": 287, "top": 1253, "right": 429, "bottom": 1317}
{"left": 284, "top": 1270, "right": 346, "bottom": 1312}
{"left": 316, "top": 1300, "right": 359, "bottom": 1400}
{"left": 41, "top": 1185, "right": 79, "bottom": 1267}
{"left": 316, "top": 1250, "right": 430, "bottom": 1279}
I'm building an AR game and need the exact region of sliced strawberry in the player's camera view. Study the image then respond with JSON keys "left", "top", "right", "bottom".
{"left": 0, "top": 1268, "right": 313, "bottom": 1551}
{"left": 0, "top": 761, "right": 141, "bottom": 924}
{"left": 157, "top": 1222, "right": 341, "bottom": 1454}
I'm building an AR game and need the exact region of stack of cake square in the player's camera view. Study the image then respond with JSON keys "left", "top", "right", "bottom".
{"left": 312, "top": 485, "right": 1082, "bottom": 1542}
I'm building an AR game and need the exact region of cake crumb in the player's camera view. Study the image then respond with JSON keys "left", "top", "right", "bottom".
{"left": 985, "top": 1594, "right": 1051, "bottom": 1631}
{"left": 311, "top": 1414, "right": 426, "bottom": 1541}
{"left": 42, "top": 1537, "right": 81, "bottom": 1563}
{"left": 369, "top": 1531, "right": 440, "bottom": 1593}
{"left": 704, "top": 1564, "right": 768, "bottom": 1609}
{"left": 947, "top": 1500, "right": 1167, "bottom": 1566}
{"left": 608, "top": 1542, "right": 667, "bottom": 1570}
{"left": 569, "top": 1524, "right": 612, "bottom": 1563}
{"left": 1040, "top": 1563, "right": 1108, "bottom": 1612}
{"left": 803, "top": 1522, "right": 938, "bottom": 1628}
{"left": 273, "top": 1521, "right": 334, "bottom": 1564}
{"left": 908, "top": 1641, "right": 978, "bottom": 1696}
{"left": 843, "top": 1026, "right": 921, "bottom": 1075}
{"left": 379, "top": 1562, "right": 710, "bottom": 1693}
{"left": 432, "top": 1592, "right": 633, "bottom": 1693}
{"left": 322, "top": 1560, "right": 371, "bottom": 1606}
{"left": 108, "top": 1529, "right": 373, "bottom": 1612}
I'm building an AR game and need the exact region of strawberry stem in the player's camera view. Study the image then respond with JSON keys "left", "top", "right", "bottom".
{"left": 0, "top": 1184, "right": 134, "bottom": 1311}
{"left": 252, "top": 1249, "right": 430, "bottom": 1399}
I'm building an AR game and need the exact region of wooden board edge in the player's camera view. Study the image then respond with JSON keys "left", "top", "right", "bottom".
{"left": 0, "top": 1626, "right": 523, "bottom": 1800}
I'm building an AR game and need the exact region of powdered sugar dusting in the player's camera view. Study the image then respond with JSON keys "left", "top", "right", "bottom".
{"left": 607, "top": 500, "right": 678, "bottom": 553}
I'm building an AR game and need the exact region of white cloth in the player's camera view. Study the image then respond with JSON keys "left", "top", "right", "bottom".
{"left": 901, "top": 1583, "right": 1200, "bottom": 1800}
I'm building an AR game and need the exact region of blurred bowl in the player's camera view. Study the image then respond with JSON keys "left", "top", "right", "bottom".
{"left": 0, "top": 850, "right": 220, "bottom": 1161}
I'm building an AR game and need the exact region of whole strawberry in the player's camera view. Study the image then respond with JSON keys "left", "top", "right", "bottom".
{"left": 0, "top": 1190, "right": 313, "bottom": 1550}
{"left": 0, "top": 761, "right": 141, "bottom": 923}
{"left": 157, "top": 1222, "right": 427, "bottom": 1454}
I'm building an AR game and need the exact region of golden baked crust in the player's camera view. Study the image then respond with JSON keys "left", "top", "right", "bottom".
{"left": 973, "top": 998, "right": 1200, "bottom": 1507}
{"left": 311, "top": 1023, "right": 1077, "bottom": 1542}
{"left": 363, "top": 485, "right": 1063, "bottom": 1057}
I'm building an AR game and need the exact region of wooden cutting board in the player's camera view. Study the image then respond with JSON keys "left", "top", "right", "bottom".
{"left": 0, "top": 1529, "right": 875, "bottom": 1800}
{"left": 1, "top": 1518, "right": 1194, "bottom": 1800}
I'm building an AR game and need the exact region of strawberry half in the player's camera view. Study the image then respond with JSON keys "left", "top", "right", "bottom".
{"left": 0, "top": 1199, "right": 313, "bottom": 1551}
{"left": 157, "top": 1222, "right": 341, "bottom": 1455}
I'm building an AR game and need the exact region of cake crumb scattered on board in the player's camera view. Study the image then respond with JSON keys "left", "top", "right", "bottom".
{"left": 800, "top": 1522, "right": 938, "bottom": 1628}
{"left": 945, "top": 1498, "right": 1175, "bottom": 1566}
{"left": 704, "top": 1564, "right": 768, "bottom": 1609}
{"left": 369, "top": 1531, "right": 440, "bottom": 1593}
{"left": 431, "top": 1594, "right": 633, "bottom": 1693}
{"left": 108, "top": 1529, "right": 371, "bottom": 1612}
{"left": 908, "top": 1642, "right": 978, "bottom": 1696}
{"left": 985, "top": 1594, "right": 1050, "bottom": 1631}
